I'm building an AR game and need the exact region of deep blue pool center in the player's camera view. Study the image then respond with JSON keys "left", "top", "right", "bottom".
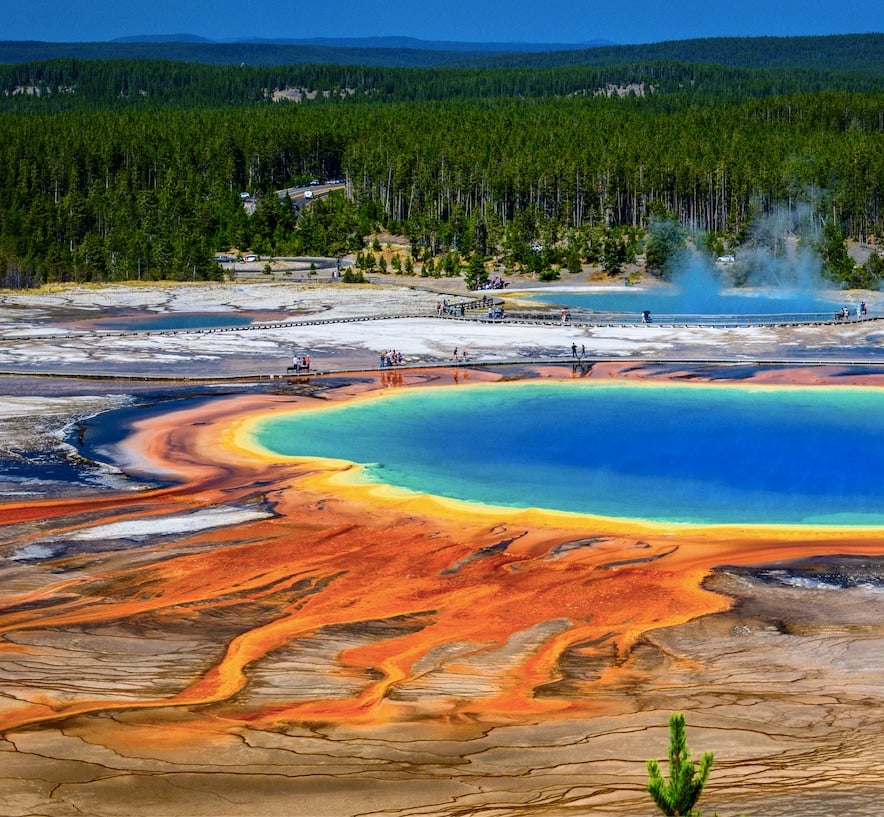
{"left": 252, "top": 381, "right": 884, "bottom": 526}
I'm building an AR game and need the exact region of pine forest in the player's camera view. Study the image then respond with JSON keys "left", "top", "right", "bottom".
{"left": 0, "top": 35, "right": 881, "bottom": 289}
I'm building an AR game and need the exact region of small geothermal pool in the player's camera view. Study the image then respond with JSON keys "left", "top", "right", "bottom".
{"left": 245, "top": 380, "right": 884, "bottom": 526}
{"left": 91, "top": 312, "right": 254, "bottom": 331}
{"left": 524, "top": 287, "right": 849, "bottom": 317}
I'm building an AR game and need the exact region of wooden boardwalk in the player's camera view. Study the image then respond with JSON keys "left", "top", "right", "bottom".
{"left": 2, "top": 304, "right": 878, "bottom": 344}
{"left": 4, "top": 352, "right": 884, "bottom": 385}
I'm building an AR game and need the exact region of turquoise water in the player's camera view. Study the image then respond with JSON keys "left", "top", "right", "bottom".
{"left": 94, "top": 313, "right": 252, "bottom": 331}
{"left": 528, "top": 288, "right": 844, "bottom": 316}
{"left": 251, "top": 382, "right": 884, "bottom": 525}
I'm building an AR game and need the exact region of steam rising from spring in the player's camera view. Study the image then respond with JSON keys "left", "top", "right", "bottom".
{"left": 732, "top": 202, "right": 827, "bottom": 290}
{"left": 666, "top": 204, "right": 834, "bottom": 313}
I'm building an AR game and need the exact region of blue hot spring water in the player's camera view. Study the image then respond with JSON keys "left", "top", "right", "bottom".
{"left": 93, "top": 313, "right": 253, "bottom": 331}
{"left": 251, "top": 382, "right": 884, "bottom": 526}
{"left": 527, "top": 288, "right": 844, "bottom": 316}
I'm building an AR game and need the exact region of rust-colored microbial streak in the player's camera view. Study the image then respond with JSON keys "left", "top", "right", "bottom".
{"left": 1, "top": 365, "right": 884, "bottom": 738}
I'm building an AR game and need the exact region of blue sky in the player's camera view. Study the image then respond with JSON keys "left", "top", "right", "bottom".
{"left": 6, "top": 0, "right": 881, "bottom": 44}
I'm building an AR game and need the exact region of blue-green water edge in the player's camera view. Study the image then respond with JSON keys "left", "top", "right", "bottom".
{"left": 93, "top": 313, "right": 253, "bottom": 331}
{"left": 252, "top": 382, "right": 884, "bottom": 525}
{"left": 527, "top": 289, "right": 844, "bottom": 316}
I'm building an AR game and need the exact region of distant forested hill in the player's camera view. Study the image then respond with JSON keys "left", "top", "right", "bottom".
{"left": 465, "top": 34, "right": 884, "bottom": 77}
{"left": 0, "top": 41, "right": 491, "bottom": 69}
{"left": 0, "top": 33, "right": 881, "bottom": 73}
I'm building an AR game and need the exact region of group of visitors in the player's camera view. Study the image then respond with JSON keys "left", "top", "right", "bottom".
{"left": 379, "top": 349, "right": 404, "bottom": 367}
{"left": 451, "top": 346, "right": 469, "bottom": 362}
{"left": 835, "top": 303, "right": 867, "bottom": 321}
{"left": 289, "top": 353, "right": 311, "bottom": 372}
{"left": 477, "top": 276, "right": 508, "bottom": 290}
{"left": 437, "top": 294, "right": 508, "bottom": 320}
{"left": 436, "top": 299, "right": 466, "bottom": 317}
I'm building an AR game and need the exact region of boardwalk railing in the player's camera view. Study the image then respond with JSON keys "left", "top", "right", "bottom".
{"left": 458, "top": 309, "right": 874, "bottom": 328}
{"left": 2, "top": 305, "right": 875, "bottom": 345}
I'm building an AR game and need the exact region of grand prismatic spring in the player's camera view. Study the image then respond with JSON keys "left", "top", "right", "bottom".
{"left": 2, "top": 284, "right": 884, "bottom": 815}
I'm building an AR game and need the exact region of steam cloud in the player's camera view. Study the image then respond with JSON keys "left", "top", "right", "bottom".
{"left": 663, "top": 203, "right": 841, "bottom": 314}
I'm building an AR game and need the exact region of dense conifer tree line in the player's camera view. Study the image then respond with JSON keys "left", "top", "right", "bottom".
{"left": 0, "top": 57, "right": 880, "bottom": 110}
{"left": 0, "top": 48, "right": 881, "bottom": 288}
